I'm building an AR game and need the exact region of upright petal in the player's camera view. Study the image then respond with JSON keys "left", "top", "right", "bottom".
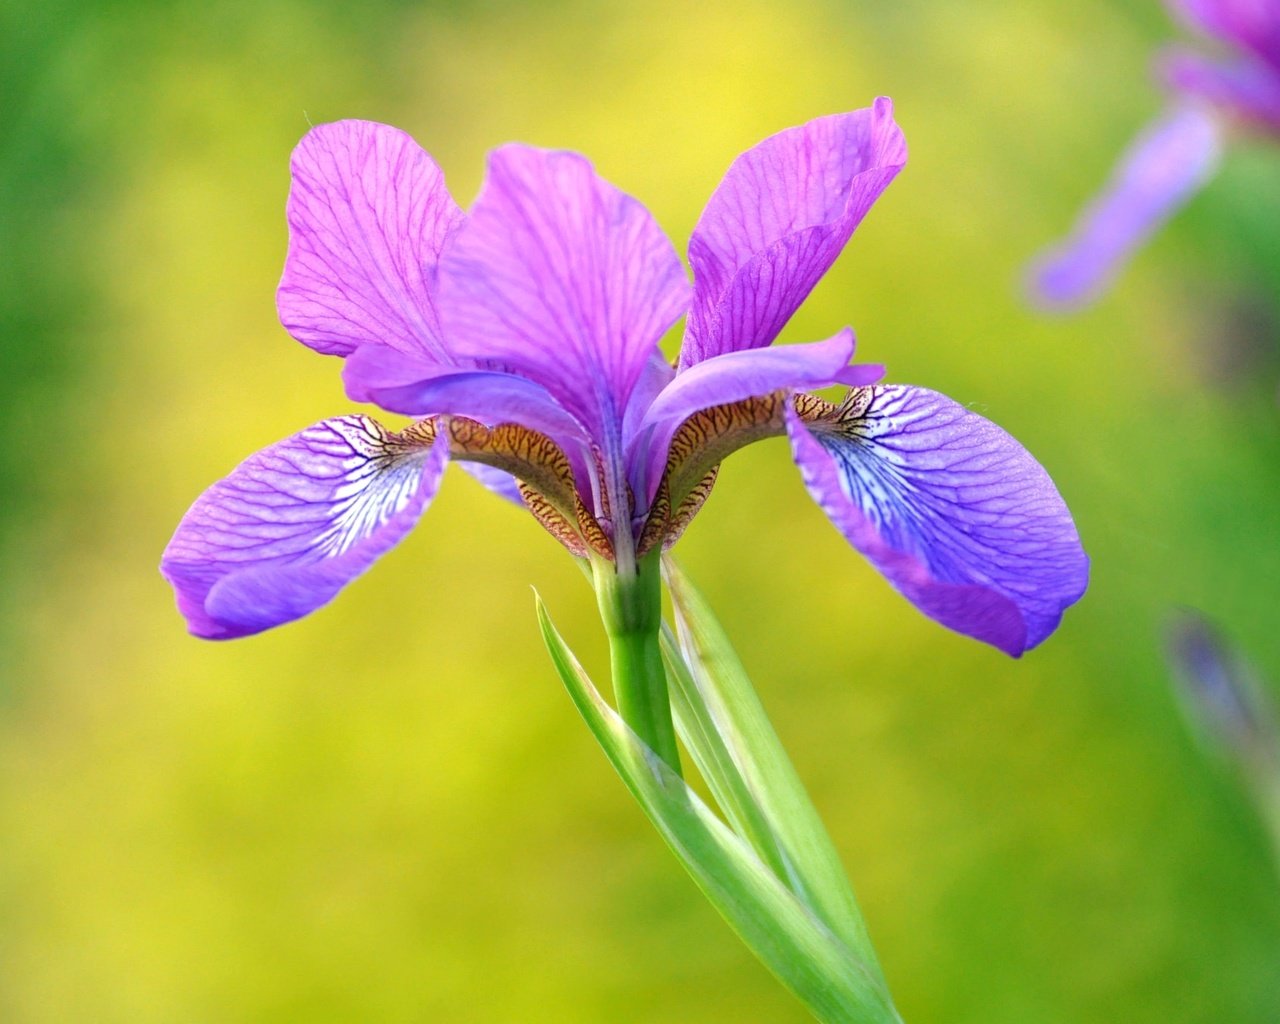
{"left": 1027, "top": 105, "right": 1221, "bottom": 309}
{"left": 438, "top": 145, "right": 691, "bottom": 446}
{"left": 680, "top": 98, "right": 907, "bottom": 368}
{"left": 278, "top": 120, "right": 464, "bottom": 359}
{"left": 787, "top": 387, "right": 1088, "bottom": 657}
{"left": 161, "top": 416, "right": 446, "bottom": 639}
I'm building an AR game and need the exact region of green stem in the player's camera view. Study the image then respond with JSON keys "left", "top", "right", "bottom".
{"left": 591, "top": 552, "right": 681, "bottom": 775}
{"left": 538, "top": 594, "right": 899, "bottom": 1023}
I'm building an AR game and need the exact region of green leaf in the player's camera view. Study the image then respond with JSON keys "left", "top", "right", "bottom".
{"left": 536, "top": 593, "right": 900, "bottom": 1024}
{"left": 662, "top": 558, "right": 885, "bottom": 982}
{"left": 660, "top": 622, "right": 794, "bottom": 880}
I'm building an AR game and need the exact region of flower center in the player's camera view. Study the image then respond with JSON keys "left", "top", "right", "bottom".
{"left": 433, "top": 389, "right": 865, "bottom": 566}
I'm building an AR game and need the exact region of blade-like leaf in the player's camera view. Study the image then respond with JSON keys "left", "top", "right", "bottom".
{"left": 661, "top": 623, "right": 794, "bottom": 881}
{"left": 662, "top": 558, "right": 883, "bottom": 980}
{"left": 536, "top": 594, "right": 900, "bottom": 1024}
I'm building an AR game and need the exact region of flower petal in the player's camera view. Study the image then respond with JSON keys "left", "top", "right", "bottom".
{"left": 438, "top": 144, "right": 690, "bottom": 446}
{"left": 635, "top": 329, "right": 876, "bottom": 501}
{"left": 1165, "top": 0, "right": 1280, "bottom": 70}
{"left": 459, "top": 462, "right": 525, "bottom": 506}
{"left": 680, "top": 98, "right": 907, "bottom": 368}
{"left": 277, "top": 120, "right": 464, "bottom": 359}
{"left": 622, "top": 352, "right": 677, "bottom": 452}
{"left": 786, "top": 386, "right": 1088, "bottom": 657}
{"left": 342, "top": 343, "right": 591, "bottom": 469}
{"left": 161, "top": 416, "right": 446, "bottom": 639}
{"left": 340, "top": 344, "right": 444, "bottom": 407}
{"left": 1160, "top": 46, "right": 1280, "bottom": 130}
{"left": 1027, "top": 105, "right": 1221, "bottom": 309}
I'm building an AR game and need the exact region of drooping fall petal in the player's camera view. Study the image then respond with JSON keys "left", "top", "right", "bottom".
{"left": 161, "top": 416, "right": 446, "bottom": 639}
{"left": 786, "top": 387, "right": 1088, "bottom": 657}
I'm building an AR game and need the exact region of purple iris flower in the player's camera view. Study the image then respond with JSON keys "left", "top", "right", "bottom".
{"left": 1166, "top": 610, "right": 1280, "bottom": 765}
{"left": 1029, "top": 0, "right": 1280, "bottom": 308}
{"left": 161, "top": 99, "right": 1088, "bottom": 657}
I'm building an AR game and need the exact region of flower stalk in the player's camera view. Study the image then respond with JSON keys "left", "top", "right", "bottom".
{"left": 541, "top": 559, "right": 903, "bottom": 1023}
{"left": 592, "top": 552, "right": 681, "bottom": 775}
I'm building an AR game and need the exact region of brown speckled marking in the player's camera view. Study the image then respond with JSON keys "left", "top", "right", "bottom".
{"left": 389, "top": 417, "right": 440, "bottom": 451}
{"left": 404, "top": 388, "right": 875, "bottom": 563}
{"left": 661, "top": 465, "right": 719, "bottom": 551}
{"left": 798, "top": 386, "right": 878, "bottom": 439}
{"left": 794, "top": 391, "right": 839, "bottom": 421}
{"left": 833, "top": 386, "right": 874, "bottom": 422}
{"left": 575, "top": 496, "right": 614, "bottom": 560}
{"left": 446, "top": 418, "right": 577, "bottom": 510}
{"left": 636, "top": 387, "right": 868, "bottom": 553}
{"left": 518, "top": 481, "right": 590, "bottom": 558}
{"left": 446, "top": 417, "right": 577, "bottom": 511}
{"left": 444, "top": 416, "right": 610, "bottom": 557}
{"left": 662, "top": 390, "right": 792, "bottom": 506}
{"left": 636, "top": 464, "right": 720, "bottom": 557}
{"left": 635, "top": 476, "right": 672, "bottom": 558}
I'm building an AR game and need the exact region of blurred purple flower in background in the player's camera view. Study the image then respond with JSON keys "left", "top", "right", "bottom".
{"left": 1029, "top": 0, "right": 1280, "bottom": 309}
{"left": 1167, "top": 609, "right": 1280, "bottom": 765}
{"left": 1166, "top": 609, "right": 1280, "bottom": 866}
{"left": 162, "top": 99, "right": 1088, "bottom": 656}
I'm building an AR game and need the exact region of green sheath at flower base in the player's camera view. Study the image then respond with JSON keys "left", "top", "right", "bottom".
{"left": 590, "top": 552, "right": 681, "bottom": 775}
{"left": 536, "top": 594, "right": 901, "bottom": 1024}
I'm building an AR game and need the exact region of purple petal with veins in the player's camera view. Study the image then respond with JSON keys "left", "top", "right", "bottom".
{"left": 170, "top": 103, "right": 1091, "bottom": 651}
{"left": 343, "top": 344, "right": 592, "bottom": 476}
{"left": 680, "top": 98, "right": 906, "bottom": 368}
{"left": 786, "top": 386, "right": 1088, "bottom": 657}
{"left": 341, "top": 344, "right": 446, "bottom": 406}
{"left": 622, "top": 352, "right": 677, "bottom": 453}
{"left": 1027, "top": 105, "right": 1221, "bottom": 310}
{"left": 438, "top": 144, "right": 690, "bottom": 449}
{"left": 161, "top": 416, "right": 446, "bottom": 639}
{"left": 277, "top": 120, "right": 464, "bottom": 359}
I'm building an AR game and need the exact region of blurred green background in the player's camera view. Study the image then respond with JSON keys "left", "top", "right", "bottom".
{"left": 3, "top": 0, "right": 1280, "bottom": 1020}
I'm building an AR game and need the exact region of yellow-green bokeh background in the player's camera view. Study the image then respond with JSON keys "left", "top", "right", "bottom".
{"left": 4, "top": 1, "right": 1280, "bottom": 1020}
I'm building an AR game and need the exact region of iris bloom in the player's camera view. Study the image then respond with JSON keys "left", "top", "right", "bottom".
{"left": 1165, "top": 610, "right": 1280, "bottom": 869}
{"left": 162, "top": 99, "right": 1087, "bottom": 657}
{"left": 1030, "top": 0, "right": 1280, "bottom": 308}
{"left": 1166, "top": 610, "right": 1280, "bottom": 771}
